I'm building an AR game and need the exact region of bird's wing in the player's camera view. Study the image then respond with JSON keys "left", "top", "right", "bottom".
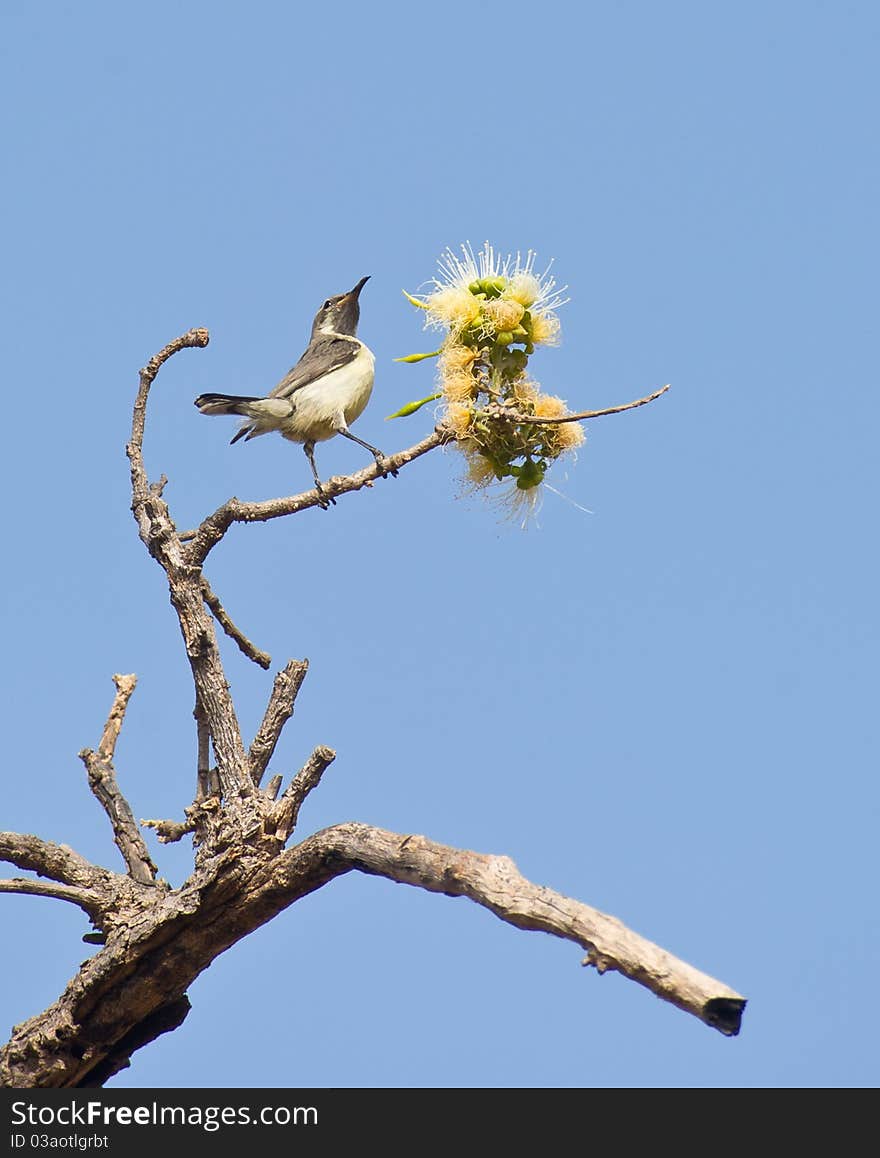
{"left": 267, "top": 337, "right": 360, "bottom": 400}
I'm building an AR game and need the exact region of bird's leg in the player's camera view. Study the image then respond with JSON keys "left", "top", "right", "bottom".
{"left": 337, "top": 428, "right": 399, "bottom": 479}
{"left": 303, "top": 441, "right": 335, "bottom": 508}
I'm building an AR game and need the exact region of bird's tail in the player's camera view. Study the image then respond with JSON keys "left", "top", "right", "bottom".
{"left": 194, "top": 392, "right": 295, "bottom": 445}
{"left": 194, "top": 393, "right": 260, "bottom": 417}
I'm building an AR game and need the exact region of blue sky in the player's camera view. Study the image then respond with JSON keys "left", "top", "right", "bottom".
{"left": 1, "top": 1, "right": 877, "bottom": 1088}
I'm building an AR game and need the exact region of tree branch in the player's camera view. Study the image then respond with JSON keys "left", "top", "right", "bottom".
{"left": 249, "top": 659, "right": 310, "bottom": 787}
{"left": 141, "top": 817, "right": 196, "bottom": 845}
{"left": 498, "top": 384, "right": 670, "bottom": 426}
{"left": 78, "top": 674, "right": 157, "bottom": 884}
{"left": 0, "top": 878, "right": 107, "bottom": 922}
{"left": 0, "top": 816, "right": 744, "bottom": 1086}
{"left": 0, "top": 832, "right": 113, "bottom": 893}
{"left": 178, "top": 386, "right": 667, "bottom": 562}
{"left": 128, "top": 328, "right": 210, "bottom": 503}
{"left": 284, "top": 823, "right": 745, "bottom": 1036}
{"left": 200, "top": 576, "right": 271, "bottom": 669}
{"left": 126, "top": 332, "right": 251, "bottom": 799}
{"left": 183, "top": 427, "right": 450, "bottom": 565}
{"left": 268, "top": 746, "right": 336, "bottom": 843}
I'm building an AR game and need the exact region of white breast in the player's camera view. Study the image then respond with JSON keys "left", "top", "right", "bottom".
{"left": 281, "top": 345, "right": 376, "bottom": 444}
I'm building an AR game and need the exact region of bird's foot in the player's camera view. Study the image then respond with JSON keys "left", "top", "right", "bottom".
{"left": 315, "top": 485, "right": 336, "bottom": 510}
{"left": 374, "top": 453, "right": 399, "bottom": 479}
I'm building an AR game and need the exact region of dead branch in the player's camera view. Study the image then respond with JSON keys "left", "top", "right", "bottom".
{"left": 0, "top": 817, "right": 744, "bottom": 1087}
{"left": 0, "top": 832, "right": 113, "bottom": 893}
{"left": 309, "top": 824, "right": 745, "bottom": 1036}
{"left": 128, "top": 328, "right": 210, "bottom": 506}
{"left": 78, "top": 674, "right": 157, "bottom": 884}
{"left": 126, "top": 332, "right": 252, "bottom": 800}
{"left": 141, "top": 817, "right": 196, "bottom": 844}
{"left": 200, "top": 577, "right": 271, "bottom": 670}
{"left": 268, "top": 746, "right": 336, "bottom": 843}
{"left": 183, "top": 427, "right": 449, "bottom": 565}
{"left": 0, "top": 878, "right": 106, "bottom": 922}
{"left": 249, "top": 659, "right": 310, "bottom": 787}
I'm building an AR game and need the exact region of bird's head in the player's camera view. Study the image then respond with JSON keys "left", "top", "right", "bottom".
{"left": 311, "top": 276, "right": 370, "bottom": 338}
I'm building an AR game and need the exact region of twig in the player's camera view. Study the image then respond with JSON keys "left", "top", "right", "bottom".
{"left": 248, "top": 660, "right": 310, "bottom": 787}
{"left": 268, "top": 746, "right": 336, "bottom": 843}
{"left": 127, "top": 329, "right": 210, "bottom": 502}
{"left": 141, "top": 818, "right": 196, "bottom": 845}
{"left": 0, "top": 878, "right": 106, "bottom": 922}
{"left": 265, "top": 774, "right": 283, "bottom": 801}
{"left": 78, "top": 675, "right": 157, "bottom": 884}
{"left": 183, "top": 427, "right": 450, "bottom": 564}
{"left": 498, "top": 384, "right": 670, "bottom": 426}
{"left": 200, "top": 576, "right": 271, "bottom": 669}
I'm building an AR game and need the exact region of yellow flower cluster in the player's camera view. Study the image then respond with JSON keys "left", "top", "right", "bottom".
{"left": 397, "top": 244, "right": 584, "bottom": 516}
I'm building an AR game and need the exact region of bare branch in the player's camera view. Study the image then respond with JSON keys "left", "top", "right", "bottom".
{"left": 248, "top": 660, "right": 310, "bottom": 787}
{"left": 183, "top": 427, "right": 450, "bottom": 564}
{"left": 268, "top": 746, "right": 336, "bottom": 843}
{"left": 265, "top": 774, "right": 283, "bottom": 801}
{"left": 127, "top": 328, "right": 210, "bottom": 501}
{"left": 498, "top": 384, "right": 670, "bottom": 426}
{"left": 0, "top": 832, "right": 112, "bottom": 892}
{"left": 141, "top": 818, "right": 196, "bottom": 845}
{"left": 279, "top": 823, "right": 745, "bottom": 1037}
{"left": 0, "top": 878, "right": 106, "bottom": 922}
{"left": 125, "top": 330, "right": 251, "bottom": 799}
{"left": 95, "top": 672, "right": 137, "bottom": 761}
{"left": 0, "top": 817, "right": 744, "bottom": 1086}
{"left": 200, "top": 576, "right": 271, "bottom": 669}
{"left": 78, "top": 675, "right": 157, "bottom": 884}
{"left": 179, "top": 387, "right": 666, "bottom": 561}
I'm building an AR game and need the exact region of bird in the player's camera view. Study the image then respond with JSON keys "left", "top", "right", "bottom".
{"left": 194, "top": 276, "right": 395, "bottom": 507}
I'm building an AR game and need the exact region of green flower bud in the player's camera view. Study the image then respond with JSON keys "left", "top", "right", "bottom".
{"left": 515, "top": 459, "right": 545, "bottom": 490}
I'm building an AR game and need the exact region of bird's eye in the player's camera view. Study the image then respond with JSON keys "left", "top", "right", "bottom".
{"left": 323, "top": 299, "right": 332, "bottom": 310}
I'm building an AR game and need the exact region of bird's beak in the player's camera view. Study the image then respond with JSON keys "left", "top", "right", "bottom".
{"left": 347, "top": 275, "right": 370, "bottom": 299}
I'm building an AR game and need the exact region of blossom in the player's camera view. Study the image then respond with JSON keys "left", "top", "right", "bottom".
{"left": 420, "top": 242, "right": 567, "bottom": 355}
{"left": 529, "top": 312, "right": 561, "bottom": 346}
{"left": 533, "top": 394, "right": 568, "bottom": 419}
{"left": 425, "top": 286, "right": 483, "bottom": 330}
{"left": 445, "top": 402, "right": 474, "bottom": 438}
{"left": 430, "top": 241, "right": 568, "bottom": 318}
{"left": 552, "top": 419, "right": 586, "bottom": 452}
{"left": 438, "top": 345, "right": 479, "bottom": 402}
{"left": 395, "top": 241, "right": 582, "bottom": 524}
